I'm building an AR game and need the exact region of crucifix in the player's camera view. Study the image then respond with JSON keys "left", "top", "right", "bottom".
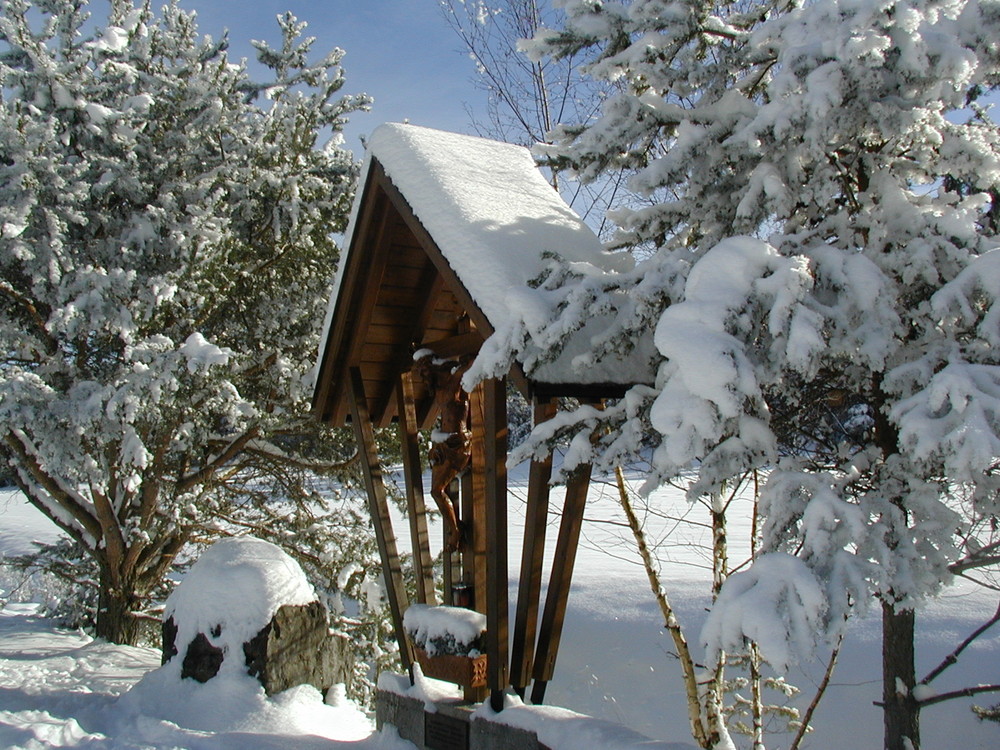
{"left": 412, "top": 349, "right": 473, "bottom": 551}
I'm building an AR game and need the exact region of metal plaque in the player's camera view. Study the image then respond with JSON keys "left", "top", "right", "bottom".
{"left": 424, "top": 711, "right": 469, "bottom": 750}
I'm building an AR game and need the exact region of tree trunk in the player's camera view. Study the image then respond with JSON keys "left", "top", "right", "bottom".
{"left": 882, "top": 602, "right": 919, "bottom": 750}
{"left": 95, "top": 565, "right": 143, "bottom": 646}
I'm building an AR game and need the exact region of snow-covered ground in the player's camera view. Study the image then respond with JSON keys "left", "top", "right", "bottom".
{"left": 2, "top": 470, "right": 999, "bottom": 749}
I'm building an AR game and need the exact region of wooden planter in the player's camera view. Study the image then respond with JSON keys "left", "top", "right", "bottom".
{"left": 413, "top": 645, "right": 488, "bottom": 688}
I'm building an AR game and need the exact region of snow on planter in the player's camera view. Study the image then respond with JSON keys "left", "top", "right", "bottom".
{"left": 161, "top": 536, "right": 351, "bottom": 695}
{"left": 403, "top": 603, "right": 489, "bottom": 689}
{"left": 403, "top": 603, "right": 487, "bottom": 657}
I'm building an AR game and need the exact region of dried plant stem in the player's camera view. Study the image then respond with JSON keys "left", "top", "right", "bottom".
{"left": 614, "top": 465, "right": 711, "bottom": 749}
{"left": 790, "top": 634, "right": 842, "bottom": 750}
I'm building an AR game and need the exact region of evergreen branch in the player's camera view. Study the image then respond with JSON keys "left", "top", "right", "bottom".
{"left": 4, "top": 430, "right": 102, "bottom": 547}
{"left": 89, "top": 484, "right": 127, "bottom": 569}
{"left": 176, "top": 426, "right": 260, "bottom": 492}
{"left": 138, "top": 532, "right": 191, "bottom": 590}
{"left": 0, "top": 279, "right": 56, "bottom": 353}
{"left": 239, "top": 443, "right": 358, "bottom": 474}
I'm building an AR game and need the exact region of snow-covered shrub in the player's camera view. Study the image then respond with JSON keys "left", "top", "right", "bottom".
{"left": 1, "top": 539, "right": 98, "bottom": 630}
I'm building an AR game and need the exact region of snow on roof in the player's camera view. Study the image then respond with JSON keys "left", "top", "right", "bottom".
{"left": 366, "top": 123, "right": 631, "bottom": 321}
{"left": 317, "top": 123, "right": 653, "bottom": 391}
{"left": 164, "top": 537, "right": 315, "bottom": 659}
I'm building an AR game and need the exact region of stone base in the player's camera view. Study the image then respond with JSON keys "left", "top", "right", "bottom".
{"left": 376, "top": 689, "right": 548, "bottom": 750}
{"left": 163, "top": 601, "right": 354, "bottom": 696}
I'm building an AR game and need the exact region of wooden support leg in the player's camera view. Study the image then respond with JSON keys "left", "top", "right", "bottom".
{"left": 510, "top": 397, "right": 557, "bottom": 696}
{"left": 445, "top": 478, "right": 460, "bottom": 607}
{"left": 396, "top": 374, "right": 436, "bottom": 605}
{"left": 529, "top": 462, "right": 592, "bottom": 705}
{"left": 468, "top": 386, "right": 488, "bottom": 615}
{"left": 482, "top": 377, "right": 509, "bottom": 712}
{"left": 347, "top": 367, "right": 412, "bottom": 676}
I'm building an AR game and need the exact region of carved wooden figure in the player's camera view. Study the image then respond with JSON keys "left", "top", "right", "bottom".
{"left": 413, "top": 350, "right": 473, "bottom": 551}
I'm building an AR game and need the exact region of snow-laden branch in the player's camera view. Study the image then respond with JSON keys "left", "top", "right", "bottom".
{"left": 176, "top": 427, "right": 261, "bottom": 493}
{"left": 4, "top": 429, "right": 101, "bottom": 549}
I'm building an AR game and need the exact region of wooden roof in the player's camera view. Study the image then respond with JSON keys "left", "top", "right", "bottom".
{"left": 313, "top": 125, "right": 650, "bottom": 428}
{"left": 314, "top": 159, "right": 494, "bottom": 427}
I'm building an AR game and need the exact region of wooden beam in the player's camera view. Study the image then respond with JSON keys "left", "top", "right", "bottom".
{"left": 467, "top": 384, "right": 489, "bottom": 619}
{"left": 395, "top": 373, "right": 436, "bottom": 605}
{"left": 312, "top": 160, "right": 385, "bottom": 423}
{"left": 529, "top": 460, "right": 592, "bottom": 705}
{"left": 531, "top": 380, "right": 635, "bottom": 401}
{"left": 418, "top": 331, "right": 484, "bottom": 360}
{"left": 482, "top": 377, "right": 509, "bottom": 711}
{"left": 347, "top": 367, "right": 413, "bottom": 675}
{"left": 510, "top": 397, "right": 558, "bottom": 694}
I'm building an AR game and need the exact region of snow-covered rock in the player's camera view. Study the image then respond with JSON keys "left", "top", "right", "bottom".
{"left": 161, "top": 537, "right": 351, "bottom": 694}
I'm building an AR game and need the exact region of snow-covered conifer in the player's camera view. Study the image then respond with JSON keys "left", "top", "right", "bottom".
{"left": 487, "top": 1, "right": 1000, "bottom": 746}
{"left": 0, "top": 0, "right": 373, "bottom": 645}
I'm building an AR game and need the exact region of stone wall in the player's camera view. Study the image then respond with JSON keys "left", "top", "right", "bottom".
{"left": 376, "top": 689, "right": 550, "bottom": 750}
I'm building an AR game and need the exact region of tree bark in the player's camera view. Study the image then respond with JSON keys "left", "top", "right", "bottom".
{"left": 95, "top": 564, "right": 143, "bottom": 646}
{"left": 882, "top": 602, "right": 919, "bottom": 750}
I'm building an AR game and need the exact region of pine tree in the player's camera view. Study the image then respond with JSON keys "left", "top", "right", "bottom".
{"left": 0, "top": 0, "right": 372, "bottom": 645}
{"left": 471, "top": 1, "right": 1000, "bottom": 747}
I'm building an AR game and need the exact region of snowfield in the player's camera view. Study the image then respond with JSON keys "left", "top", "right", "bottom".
{"left": 2, "top": 473, "right": 999, "bottom": 749}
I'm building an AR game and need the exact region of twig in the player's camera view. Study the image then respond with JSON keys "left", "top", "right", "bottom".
{"left": 614, "top": 465, "right": 711, "bottom": 749}
{"left": 790, "top": 633, "right": 843, "bottom": 750}
{"left": 919, "top": 599, "right": 1000, "bottom": 686}
{"left": 917, "top": 684, "right": 1000, "bottom": 708}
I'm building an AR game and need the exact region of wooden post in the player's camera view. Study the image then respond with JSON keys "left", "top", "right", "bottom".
{"left": 482, "top": 377, "right": 509, "bottom": 712}
{"left": 396, "top": 373, "right": 436, "bottom": 605}
{"left": 456, "top": 473, "right": 484, "bottom": 703}
{"left": 446, "top": 477, "right": 460, "bottom": 607}
{"left": 510, "top": 397, "right": 557, "bottom": 695}
{"left": 347, "top": 367, "right": 413, "bottom": 674}
{"left": 467, "top": 385, "right": 489, "bottom": 614}
{"left": 529, "top": 461, "right": 592, "bottom": 705}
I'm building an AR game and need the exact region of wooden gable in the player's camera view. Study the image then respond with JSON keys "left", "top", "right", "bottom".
{"left": 313, "top": 158, "right": 540, "bottom": 429}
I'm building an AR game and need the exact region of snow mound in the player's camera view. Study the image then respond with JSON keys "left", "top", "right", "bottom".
{"left": 480, "top": 696, "right": 698, "bottom": 750}
{"left": 122, "top": 668, "right": 373, "bottom": 740}
{"left": 119, "top": 537, "right": 375, "bottom": 741}
{"left": 163, "top": 536, "right": 316, "bottom": 661}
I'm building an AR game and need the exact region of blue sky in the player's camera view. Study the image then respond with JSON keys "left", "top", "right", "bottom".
{"left": 184, "top": 0, "right": 480, "bottom": 152}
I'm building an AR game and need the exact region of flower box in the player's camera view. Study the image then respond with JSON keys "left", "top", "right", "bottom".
{"left": 403, "top": 603, "right": 488, "bottom": 688}
{"left": 413, "top": 645, "right": 488, "bottom": 688}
